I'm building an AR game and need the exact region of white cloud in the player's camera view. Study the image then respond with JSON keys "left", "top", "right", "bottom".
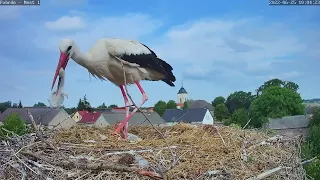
{"left": 45, "top": 16, "right": 86, "bottom": 31}
{"left": 34, "top": 13, "right": 162, "bottom": 52}
{"left": 152, "top": 17, "right": 310, "bottom": 80}
{"left": 30, "top": 14, "right": 316, "bottom": 84}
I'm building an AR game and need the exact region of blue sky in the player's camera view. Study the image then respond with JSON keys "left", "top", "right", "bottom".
{"left": 0, "top": 0, "right": 319, "bottom": 108}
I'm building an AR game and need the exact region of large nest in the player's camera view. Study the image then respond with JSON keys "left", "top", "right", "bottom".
{"left": 0, "top": 123, "right": 309, "bottom": 180}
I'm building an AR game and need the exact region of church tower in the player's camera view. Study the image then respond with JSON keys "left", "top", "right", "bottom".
{"left": 177, "top": 81, "right": 188, "bottom": 109}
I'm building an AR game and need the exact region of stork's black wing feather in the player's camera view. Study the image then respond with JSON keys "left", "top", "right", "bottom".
{"left": 116, "top": 42, "right": 176, "bottom": 86}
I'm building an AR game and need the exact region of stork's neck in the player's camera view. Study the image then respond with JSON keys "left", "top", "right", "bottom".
{"left": 71, "top": 46, "right": 92, "bottom": 68}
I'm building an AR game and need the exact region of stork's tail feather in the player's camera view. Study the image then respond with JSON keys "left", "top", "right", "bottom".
{"left": 157, "top": 58, "right": 176, "bottom": 87}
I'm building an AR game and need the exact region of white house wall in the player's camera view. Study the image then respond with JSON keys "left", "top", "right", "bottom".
{"left": 202, "top": 110, "right": 214, "bottom": 125}
{"left": 72, "top": 112, "right": 82, "bottom": 122}
{"left": 177, "top": 93, "right": 188, "bottom": 104}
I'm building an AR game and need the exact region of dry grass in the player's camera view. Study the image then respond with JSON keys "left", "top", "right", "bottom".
{"left": 0, "top": 123, "right": 307, "bottom": 180}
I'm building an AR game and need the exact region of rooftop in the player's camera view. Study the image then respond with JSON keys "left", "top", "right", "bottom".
{"left": 162, "top": 108, "right": 208, "bottom": 123}
{"left": 77, "top": 111, "right": 102, "bottom": 124}
{"left": 177, "top": 87, "right": 187, "bottom": 94}
{"left": 0, "top": 107, "right": 62, "bottom": 125}
{"left": 102, "top": 111, "right": 165, "bottom": 126}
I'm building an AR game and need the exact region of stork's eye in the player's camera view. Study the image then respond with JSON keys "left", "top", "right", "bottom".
{"left": 66, "top": 46, "right": 72, "bottom": 52}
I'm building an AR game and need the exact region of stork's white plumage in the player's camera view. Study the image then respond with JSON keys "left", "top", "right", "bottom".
{"left": 51, "top": 38, "right": 176, "bottom": 139}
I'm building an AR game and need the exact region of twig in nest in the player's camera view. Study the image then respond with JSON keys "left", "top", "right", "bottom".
{"left": 242, "top": 119, "right": 251, "bottom": 129}
{"left": 94, "top": 146, "right": 178, "bottom": 162}
{"left": 245, "top": 166, "right": 291, "bottom": 180}
{"left": 13, "top": 152, "right": 38, "bottom": 175}
{"left": 241, "top": 139, "right": 248, "bottom": 162}
{"left": 26, "top": 110, "right": 58, "bottom": 152}
{"left": 1, "top": 127, "right": 19, "bottom": 137}
{"left": 21, "top": 151, "right": 163, "bottom": 179}
{"left": 214, "top": 126, "right": 227, "bottom": 147}
{"left": 300, "top": 156, "right": 317, "bottom": 166}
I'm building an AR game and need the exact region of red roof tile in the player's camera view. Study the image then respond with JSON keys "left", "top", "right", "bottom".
{"left": 78, "top": 111, "right": 102, "bottom": 124}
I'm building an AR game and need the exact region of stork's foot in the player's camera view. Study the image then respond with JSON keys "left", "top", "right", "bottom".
{"left": 112, "top": 123, "right": 127, "bottom": 139}
{"left": 139, "top": 93, "right": 148, "bottom": 106}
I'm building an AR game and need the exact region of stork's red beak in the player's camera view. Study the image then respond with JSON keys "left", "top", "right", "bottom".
{"left": 51, "top": 52, "right": 69, "bottom": 91}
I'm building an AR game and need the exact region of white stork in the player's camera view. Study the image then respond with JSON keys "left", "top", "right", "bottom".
{"left": 51, "top": 38, "right": 176, "bottom": 139}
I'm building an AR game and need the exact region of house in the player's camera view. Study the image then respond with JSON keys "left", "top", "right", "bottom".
{"left": 0, "top": 107, "right": 75, "bottom": 129}
{"left": 266, "top": 115, "right": 310, "bottom": 138}
{"left": 72, "top": 110, "right": 89, "bottom": 122}
{"left": 188, "top": 100, "right": 214, "bottom": 111}
{"left": 102, "top": 111, "right": 165, "bottom": 126}
{"left": 76, "top": 111, "right": 109, "bottom": 127}
{"left": 175, "top": 84, "right": 214, "bottom": 115}
{"left": 162, "top": 108, "right": 214, "bottom": 126}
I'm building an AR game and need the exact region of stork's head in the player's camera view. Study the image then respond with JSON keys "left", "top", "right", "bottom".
{"left": 51, "top": 38, "right": 75, "bottom": 91}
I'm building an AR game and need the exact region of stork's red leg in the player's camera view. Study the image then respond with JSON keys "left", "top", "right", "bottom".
{"left": 115, "top": 85, "right": 130, "bottom": 139}
{"left": 136, "top": 82, "right": 149, "bottom": 106}
{"left": 116, "top": 82, "right": 148, "bottom": 134}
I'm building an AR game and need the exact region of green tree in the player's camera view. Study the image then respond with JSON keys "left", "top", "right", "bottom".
{"left": 167, "top": 100, "right": 177, "bottom": 109}
{"left": 77, "top": 99, "right": 86, "bottom": 110}
{"left": 0, "top": 101, "right": 12, "bottom": 113}
{"left": 283, "top": 81, "right": 299, "bottom": 92}
{"left": 226, "top": 91, "right": 254, "bottom": 114}
{"left": 302, "top": 125, "right": 320, "bottom": 179}
{"left": 97, "top": 102, "right": 107, "bottom": 108}
{"left": 2, "top": 113, "right": 27, "bottom": 136}
{"left": 215, "top": 103, "right": 229, "bottom": 121}
{"left": 154, "top": 100, "right": 167, "bottom": 116}
{"left": 212, "top": 96, "right": 225, "bottom": 107}
{"left": 33, "top": 102, "right": 47, "bottom": 107}
{"left": 230, "top": 108, "right": 249, "bottom": 127}
{"left": 108, "top": 104, "right": 118, "bottom": 108}
{"left": 64, "top": 107, "right": 77, "bottom": 114}
{"left": 12, "top": 103, "right": 18, "bottom": 108}
{"left": 306, "top": 125, "right": 320, "bottom": 155}
{"left": 183, "top": 101, "right": 189, "bottom": 110}
{"left": 256, "top": 78, "right": 299, "bottom": 96}
{"left": 77, "top": 95, "right": 92, "bottom": 111}
{"left": 18, "top": 100, "right": 23, "bottom": 108}
{"left": 309, "top": 107, "right": 320, "bottom": 127}
{"left": 250, "top": 86, "right": 304, "bottom": 128}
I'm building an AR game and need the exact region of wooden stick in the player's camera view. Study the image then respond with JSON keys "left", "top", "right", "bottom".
{"left": 86, "top": 146, "right": 177, "bottom": 162}
{"left": 26, "top": 110, "right": 59, "bottom": 152}
{"left": 246, "top": 166, "right": 285, "bottom": 180}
